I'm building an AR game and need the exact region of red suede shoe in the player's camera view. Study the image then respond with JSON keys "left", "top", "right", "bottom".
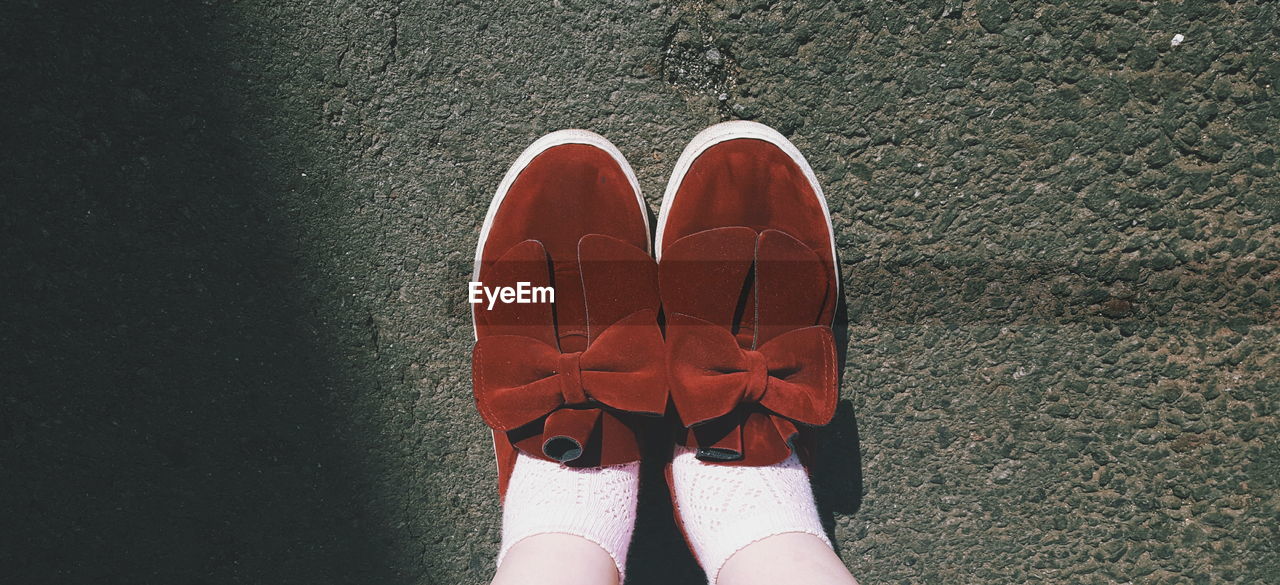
{"left": 471, "top": 130, "right": 666, "bottom": 498}
{"left": 657, "top": 121, "right": 840, "bottom": 467}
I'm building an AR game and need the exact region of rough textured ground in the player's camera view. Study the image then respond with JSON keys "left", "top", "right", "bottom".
{"left": 2, "top": 1, "right": 1277, "bottom": 584}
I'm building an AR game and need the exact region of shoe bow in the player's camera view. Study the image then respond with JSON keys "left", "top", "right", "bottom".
{"left": 473, "top": 309, "right": 666, "bottom": 461}
{"left": 666, "top": 313, "right": 837, "bottom": 462}
{"left": 472, "top": 234, "right": 665, "bottom": 465}
{"left": 666, "top": 313, "right": 836, "bottom": 427}
{"left": 660, "top": 226, "right": 838, "bottom": 465}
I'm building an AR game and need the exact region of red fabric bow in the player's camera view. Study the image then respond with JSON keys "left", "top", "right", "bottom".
{"left": 666, "top": 313, "right": 837, "bottom": 463}
{"left": 660, "top": 226, "right": 839, "bottom": 465}
{"left": 472, "top": 234, "right": 665, "bottom": 465}
{"left": 474, "top": 308, "right": 666, "bottom": 430}
{"left": 473, "top": 309, "right": 666, "bottom": 463}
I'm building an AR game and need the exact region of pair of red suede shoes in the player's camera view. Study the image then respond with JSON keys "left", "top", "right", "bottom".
{"left": 471, "top": 121, "right": 839, "bottom": 498}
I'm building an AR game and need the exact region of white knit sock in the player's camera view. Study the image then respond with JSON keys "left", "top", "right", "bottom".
{"left": 497, "top": 452, "right": 640, "bottom": 579}
{"left": 669, "top": 446, "right": 831, "bottom": 584}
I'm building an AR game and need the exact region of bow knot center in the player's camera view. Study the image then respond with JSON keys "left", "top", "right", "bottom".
{"left": 743, "top": 349, "right": 769, "bottom": 403}
{"left": 557, "top": 352, "right": 589, "bottom": 405}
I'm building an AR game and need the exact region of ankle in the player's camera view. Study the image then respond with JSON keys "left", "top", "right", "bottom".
{"left": 498, "top": 453, "right": 640, "bottom": 579}
{"left": 669, "top": 447, "right": 829, "bottom": 584}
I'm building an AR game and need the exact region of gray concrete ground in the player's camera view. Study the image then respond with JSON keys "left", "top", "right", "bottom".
{"left": 2, "top": 1, "right": 1277, "bottom": 584}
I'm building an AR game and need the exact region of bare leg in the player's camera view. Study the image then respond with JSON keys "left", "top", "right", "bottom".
{"left": 491, "top": 533, "right": 620, "bottom": 585}
{"left": 718, "top": 533, "right": 859, "bottom": 585}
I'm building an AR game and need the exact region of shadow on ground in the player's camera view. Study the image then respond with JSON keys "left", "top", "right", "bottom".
{"left": 1, "top": 2, "right": 397, "bottom": 583}
{"left": 816, "top": 293, "right": 866, "bottom": 542}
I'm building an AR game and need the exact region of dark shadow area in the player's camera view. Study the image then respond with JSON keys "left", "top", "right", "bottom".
{"left": 626, "top": 418, "right": 706, "bottom": 585}
{"left": 627, "top": 202, "right": 706, "bottom": 584}
{"left": 811, "top": 286, "right": 865, "bottom": 543}
{"left": 0, "top": 2, "right": 393, "bottom": 583}
{"left": 812, "top": 401, "right": 864, "bottom": 540}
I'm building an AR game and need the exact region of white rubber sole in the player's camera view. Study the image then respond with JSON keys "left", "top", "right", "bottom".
{"left": 655, "top": 121, "right": 837, "bottom": 272}
{"left": 471, "top": 129, "right": 649, "bottom": 341}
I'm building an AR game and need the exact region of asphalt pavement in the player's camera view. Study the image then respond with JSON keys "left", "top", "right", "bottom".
{"left": 2, "top": 1, "right": 1276, "bottom": 583}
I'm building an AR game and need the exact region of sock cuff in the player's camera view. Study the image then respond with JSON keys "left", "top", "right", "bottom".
{"left": 670, "top": 447, "right": 831, "bottom": 585}
{"left": 696, "top": 514, "right": 831, "bottom": 585}
{"left": 496, "top": 511, "right": 635, "bottom": 578}
{"left": 497, "top": 455, "right": 639, "bottom": 579}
